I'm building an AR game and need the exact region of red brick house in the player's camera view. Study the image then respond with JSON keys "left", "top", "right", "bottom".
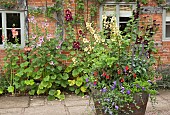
{"left": 0, "top": 0, "right": 170, "bottom": 73}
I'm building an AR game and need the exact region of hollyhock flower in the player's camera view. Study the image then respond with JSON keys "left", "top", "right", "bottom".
{"left": 39, "top": 36, "right": 44, "bottom": 43}
{"left": 37, "top": 42, "right": 42, "bottom": 47}
{"left": 32, "top": 34, "right": 37, "bottom": 39}
{"left": 11, "top": 28, "right": 18, "bottom": 38}
{"left": 78, "top": 30, "right": 83, "bottom": 35}
{"left": 126, "top": 90, "right": 131, "bottom": 95}
{"left": 42, "top": 21, "right": 49, "bottom": 28}
{"left": 47, "top": 34, "right": 53, "bottom": 41}
{"left": 65, "top": 9, "right": 73, "bottom": 21}
{"left": 135, "top": 36, "right": 143, "bottom": 44}
{"left": 73, "top": 41, "right": 80, "bottom": 50}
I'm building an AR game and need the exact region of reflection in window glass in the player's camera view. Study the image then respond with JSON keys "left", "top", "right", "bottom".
{"left": 7, "top": 29, "right": 21, "bottom": 44}
{"left": 7, "top": 13, "right": 20, "bottom": 28}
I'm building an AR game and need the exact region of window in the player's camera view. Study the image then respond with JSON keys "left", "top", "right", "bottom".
{"left": 100, "top": 2, "right": 136, "bottom": 32}
{"left": 0, "top": 11, "right": 25, "bottom": 48}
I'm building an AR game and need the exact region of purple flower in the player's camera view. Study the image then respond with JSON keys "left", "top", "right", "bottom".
{"left": 112, "top": 102, "right": 115, "bottom": 106}
{"left": 109, "top": 110, "right": 113, "bottom": 115}
{"left": 120, "top": 86, "right": 125, "bottom": 93}
{"left": 101, "top": 87, "right": 107, "bottom": 93}
{"left": 85, "top": 78, "right": 89, "bottom": 82}
{"left": 111, "top": 85, "right": 116, "bottom": 90}
{"left": 115, "top": 105, "right": 119, "bottom": 110}
{"left": 142, "top": 87, "right": 145, "bottom": 91}
{"left": 136, "top": 84, "right": 140, "bottom": 88}
{"left": 113, "top": 81, "right": 116, "bottom": 85}
{"left": 126, "top": 90, "right": 131, "bottom": 95}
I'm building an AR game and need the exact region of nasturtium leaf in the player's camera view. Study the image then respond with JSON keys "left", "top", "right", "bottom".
{"left": 7, "top": 86, "right": 14, "bottom": 93}
{"left": 68, "top": 80, "right": 75, "bottom": 86}
{"left": 80, "top": 86, "right": 87, "bottom": 92}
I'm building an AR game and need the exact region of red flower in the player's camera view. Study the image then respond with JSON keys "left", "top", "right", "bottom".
{"left": 133, "top": 73, "right": 137, "bottom": 78}
{"left": 106, "top": 75, "right": 110, "bottom": 79}
{"left": 117, "top": 70, "right": 121, "bottom": 75}
{"left": 102, "top": 72, "right": 107, "bottom": 77}
{"left": 125, "top": 66, "right": 129, "bottom": 71}
{"left": 73, "top": 41, "right": 80, "bottom": 50}
{"left": 116, "top": 64, "right": 119, "bottom": 67}
{"left": 93, "top": 71, "right": 98, "bottom": 76}
{"left": 120, "top": 78, "right": 124, "bottom": 83}
{"left": 93, "top": 81, "right": 97, "bottom": 85}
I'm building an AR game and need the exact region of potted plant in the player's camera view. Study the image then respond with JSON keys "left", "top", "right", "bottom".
{"left": 68, "top": 2, "right": 160, "bottom": 115}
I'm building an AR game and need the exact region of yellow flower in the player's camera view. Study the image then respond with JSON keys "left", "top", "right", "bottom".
{"left": 84, "top": 47, "right": 88, "bottom": 52}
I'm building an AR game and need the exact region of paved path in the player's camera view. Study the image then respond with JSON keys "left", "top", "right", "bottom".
{"left": 0, "top": 90, "right": 169, "bottom": 115}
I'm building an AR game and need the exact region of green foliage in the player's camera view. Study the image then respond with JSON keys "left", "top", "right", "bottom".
{"left": 0, "top": 0, "right": 17, "bottom": 9}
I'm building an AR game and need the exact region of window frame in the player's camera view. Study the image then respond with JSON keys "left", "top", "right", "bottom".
{"left": 0, "top": 11, "right": 26, "bottom": 49}
{"left": 99, "top": 1, "right": 136, "bottom": 30}
{"left": 162, "top": 9, "right": 170, "bottom": 41}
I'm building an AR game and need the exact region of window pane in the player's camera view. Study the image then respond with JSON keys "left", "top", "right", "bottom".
{"left": 119, "top": 17, "right": 130, "bottom": 22}
{"left": 0, "top": 13, "right": 2, "bottom": 28}
{"left": 0, "top": 30, "right": 2, "bottom": 44}
{"left": 166, "top": 24, "right": 170, "bottom": 37}
{"left": 7, "top": 13, "right": 20, "bottom": 28}
{"left": 103, "top": 5, "right": 116, "bottom": 16}
{"left": 119, "top": 17, "right": 130, "bottom": 31}
{"left": 7, "top": 29, "right": 21, "bottom": 44}
{"left": 120, "top": 5, "right": 132, "bottom": 11}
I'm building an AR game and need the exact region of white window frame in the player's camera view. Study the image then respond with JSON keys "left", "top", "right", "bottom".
{"left": 99, "top": 1, "right": 136, "bottom": 30}
{"left": 162, "top": 9, "right": 170, "bottom": 41}
{"left": 0, "top": 11, "right": 25, "bottom": 49}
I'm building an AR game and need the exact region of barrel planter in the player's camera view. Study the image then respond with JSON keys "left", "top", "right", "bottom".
{"left": 91, "top": 88, "right": 149, "bottom": 115}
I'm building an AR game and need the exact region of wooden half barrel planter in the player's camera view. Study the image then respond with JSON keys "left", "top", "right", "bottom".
{"left": 91, "top": 88, "right": 149, "bottom": 115}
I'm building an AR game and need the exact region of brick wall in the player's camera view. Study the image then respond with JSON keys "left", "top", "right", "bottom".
{"left": 0, "top": 0, "right": 169, "bottom": 73}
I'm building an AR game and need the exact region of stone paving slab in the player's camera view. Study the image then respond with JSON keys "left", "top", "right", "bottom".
{"left": 24, "top": 105, "right": 67, "bottom": 115}
{"left": 0, "top": 108, "right": 24, "bottom": 114}
{"left": 68, "top": 106, "right": 95, "bottom": 115}
{"left": 0, "top": 96, "right": 29, "bottom": 109}
{"left": 30, "top": 97, "right": 45, "bottom": 107}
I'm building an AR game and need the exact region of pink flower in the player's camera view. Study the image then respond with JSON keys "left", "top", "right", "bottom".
{"left": 11, "top": 28, "right": 18, "bottom": 38}
{"left": 49, "top": 61, "right": 54, "bottom": 65}
{"left": 39, "top": 36, "right": 44, "bottom": 43}
{"left": 47, "top": 34, "right": 52, "bottom": 41}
